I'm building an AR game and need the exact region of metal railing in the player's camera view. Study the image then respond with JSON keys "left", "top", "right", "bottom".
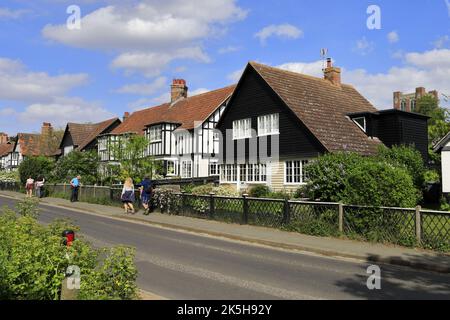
{"left": 165, "top": 192, "right": 449, "bottom": 252}
{"left": 1, "top": 182, "right": 448, "bottom": 251}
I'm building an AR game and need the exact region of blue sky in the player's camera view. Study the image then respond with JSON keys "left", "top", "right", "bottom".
{"left": 0, "top": 0, "right": 449, "bottom": 135}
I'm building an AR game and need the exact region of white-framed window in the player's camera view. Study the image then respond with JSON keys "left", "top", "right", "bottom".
{"left": 220, "top": 164, "right": 238, "bottom": 182}
{"left": 167, "top": 160, "right": 177, "bottom": 176}
{"left": 285, "top": 160, "right": 309, "bottom": 185}
{"left": 258, "top": 113, "right": 279, "bottom": 136}
{"left": 181, "top": 160, "right": 192, "bottom": 178}
{"left": 239, "top": 163, "right": 267, "bottom": 183}
{"left": 148, "top": 125, "right": 162, "bottom": 142}
{"left": 232, "top": 118, "right": 252, "bottom": 140}
{"left": 352, "top": 117, "right": 366, "bottom": 133}
{"left": 209, "top": 161, "right": 219, "bottom": 176}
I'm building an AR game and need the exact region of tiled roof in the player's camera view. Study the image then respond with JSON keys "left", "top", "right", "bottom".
{"left": 67, "top": 118, "right": 120, "bottom": 151}
{"left": 0, "top": 143, "right": 13, "bottom": 157}
{"left": 111, "top": 85, "right": 236, "bottom": 135}
{"left": 249, "top": 62, "right": 382, "bottom": 155}
{"left": 15, "top": 129, "right": 63, "bottom": 157}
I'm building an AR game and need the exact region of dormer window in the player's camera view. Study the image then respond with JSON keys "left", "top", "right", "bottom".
{"left": 353, "top": 117, "right": 366, "bottom": 133}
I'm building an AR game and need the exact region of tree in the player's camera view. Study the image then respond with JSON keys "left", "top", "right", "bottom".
{"left": 416, "top": 95, "right": 450, "bottom": 146}
{"left": 18, "top": 156, "right": 55, "bottom": 185}
{"left": 53, "top": 150, "right": 100, "bottom": 185}
{"left": 110, "top": 134, "right": 162, "bottom": 183}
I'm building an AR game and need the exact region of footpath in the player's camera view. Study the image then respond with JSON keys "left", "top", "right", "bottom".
{"left": 1, "top": 190, "right": 449, "bottom": 274}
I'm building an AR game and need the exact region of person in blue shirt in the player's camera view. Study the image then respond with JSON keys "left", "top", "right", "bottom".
{"left": 70, "top": 175, "right": 81, "bottom": 202}
{"left": 138, "top": 176, "right": 153, "bottom": 215}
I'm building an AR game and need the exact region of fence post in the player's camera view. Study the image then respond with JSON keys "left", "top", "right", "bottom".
{"left": 209, "top": 193, "right": 215, "bottom": 219}
{"left": 109, "top": 187, "right": 114, "bottom": 202}
{"left": 242, "top": 194, "right": 249, "bottom": 225}
{"left": 415, "top": 205, "right": 422, "bottom": 244}
{"left": 181, "top": 191, "right": 187, "bottom": 214}
{"left": 283, "top": 199, "right": 290, "bottom": 225}
{"left": 338, "top": 203, "right": 344, "bottom": 233}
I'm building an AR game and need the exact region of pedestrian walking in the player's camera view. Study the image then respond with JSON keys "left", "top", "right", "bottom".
{"left": 35, "top": 176, "right": 45, "bottom": 199}
{"left": 121, "top": 177, "right": 135, "bottom": 214}
{"left": 70, "top": 175, "right": 81, "bottom": 202}
{"left": 25, "top": 176, "right": 34, "bottom": 198}
{"left": 138, "top": 176, "right": 154, "bottom": 215}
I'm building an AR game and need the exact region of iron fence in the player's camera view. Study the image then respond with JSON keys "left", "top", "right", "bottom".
{"left": 0, "top": 181, "right": 448, "bottom": 251}
{"left": 165, "top": 192, "right": 449, "bottom": 252}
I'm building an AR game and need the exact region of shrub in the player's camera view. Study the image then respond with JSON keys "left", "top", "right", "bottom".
{"left": 305, "top": 152, "right": 365, "bottom": 202}
{"left": 0, "top": 170, "right": 19, "bottom": 183}
{"left": 53, "top": 150, "right": 100, "bottom": 185}
{"left": 0, "top": 200, "right": 138, "bottom": 300}
{"left": 190, "top": 184, "right": 239, "bottom": 197}
{"left": 376, "top": 145, "right": 425, "bottom": 188}
{"left": 341, "top": 161, "right": 418, "bottom": 208}
{"left": 423, "top": 169, "right": 440, "bottom": 184}
{"left": 248, "top": 185, "right": 271, "bottom": 198}
{"left": 153, "top": 188, "right": 180, "bottom": 213}
{"left": 18, "top": 156, "right": 55, "bottom": 185}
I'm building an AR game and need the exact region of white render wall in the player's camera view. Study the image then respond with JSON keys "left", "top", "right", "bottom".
{"left": 442, "top": 141, "right": 450, "bottom": 193}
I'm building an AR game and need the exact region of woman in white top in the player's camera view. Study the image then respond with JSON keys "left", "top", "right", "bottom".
{"left": 121, "top": 177, "right": 135, "bottom": 214}
{"left": 25, "top": 176, "right": 34, "bottom": 198}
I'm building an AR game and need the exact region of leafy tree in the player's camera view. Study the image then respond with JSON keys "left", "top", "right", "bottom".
{"left": 53, "top": 150, "right": 99, "bottom": 185}
{"left": 110, "top": 134, "right": 162, "bottom": 183}
{"left": 416, "top": 95, "right": 450, "bottom": 146}
{"left": 18, "top": 156, "right": 55, "bottom": 185}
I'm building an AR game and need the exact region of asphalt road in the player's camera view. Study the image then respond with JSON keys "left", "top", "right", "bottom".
{"left": 1, "top": 195, "right": 450, "bottom": 300}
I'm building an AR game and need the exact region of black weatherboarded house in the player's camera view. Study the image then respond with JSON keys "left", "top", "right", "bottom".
{"left": 216, "top": 60, "right": 429, "bottom": 191}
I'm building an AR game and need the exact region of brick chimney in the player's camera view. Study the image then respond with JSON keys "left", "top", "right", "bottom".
{"left": 0, "top": 132, "right": 8, "bottom": 144}
{"left": 429, "top": 90, "right": 439, "bottom": 101}
{"left": 123, "top": 112, "right": 130, "bottom": 122}
{"left": 41, "top": 122, "right": 53, "bottom": 138}
{"left": 415, "top": 87, "right": 426, "bottom": 100}
{"left": 171, "top": 79, "right": 188, "bottom": 103}
{"left": 393, "top": 91, "right": 402, "bottom": 110}
{"left": 324, "top": 58, "right": 341, "bottom": 86}
{"left": 405, "top": 97, "right": 411, "bottom": 112}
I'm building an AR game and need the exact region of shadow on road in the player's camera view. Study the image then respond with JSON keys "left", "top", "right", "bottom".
{"left": 335, "top": 253, "right": 450, "bottom": 300}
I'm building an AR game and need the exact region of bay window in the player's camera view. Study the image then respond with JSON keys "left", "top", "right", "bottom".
{"left": 148, "top": 125, "right": 162, "bottom": 142}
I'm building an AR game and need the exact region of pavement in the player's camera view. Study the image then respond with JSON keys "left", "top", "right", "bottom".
{"left": 1, "top": 190, "right": 449, "bottom": 274}
{"left": 1, "top": 191, "right": 450, "bottom": 300}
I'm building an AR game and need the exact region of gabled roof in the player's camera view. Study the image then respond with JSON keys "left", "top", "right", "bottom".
{"left": 434, "top": 131, "right": 450, "bottom": 152}
{"left": 0, "top": 143, "right": 13, "bottom": 157}
{"left": 63, "top": 118, "right": 120, "bottom": 151}
{"left": 111, "top": 85, "right": 236, "bottom": 135}
{"left": 245, "top": 62, "right": 382, "bottom": 155}
{"left": 16, "top": 132, "right": 62, "bottom": 157}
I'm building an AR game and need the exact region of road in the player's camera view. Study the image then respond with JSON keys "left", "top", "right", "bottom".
{"left": 1, "top": 195, "right": 449, "bottom": 300}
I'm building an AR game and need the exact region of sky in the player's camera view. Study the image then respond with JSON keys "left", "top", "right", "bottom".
{"left": 0, "top": 0, "right": 449, "bottom": 135}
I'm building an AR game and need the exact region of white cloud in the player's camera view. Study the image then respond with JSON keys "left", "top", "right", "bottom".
{"left": 0, "top": 57, "right": 113, "bottom": 129}
{"left": 42, "top": 0, "right": 246, "bottom": 76}
{"left": 387, "top": 31, "right": 399, "bottom": 43}
{"left": 190, "top": 88, "right": 210, "bottom": 96}
{"left": 227, "top": 68, "right": 244, "bottom": 82}
{"left": 433, "top": 35, "right": 449, "bottom": 49}
{"left": 218, "top": 46, "right": 240, "bottom": 54}
{"left": 344, "top": 49, "right": 450, "bottom": 108}
{"left": 117, "top": 76, "right": 167, "bottom": 95}
{"left": 111, "top": 47, "right": 210, "bottom": 77}
{"left": 354, "top": 37, "right": 375, "bottom": 55}
{"left": 446, "top": 0, "right": 450, "bottom": 17}
{"left": 277, "top": 60, "right": 324, "bottom": 78}
{"left": 0, "top": 57, "right": 88, "bottom": 103}
{"left": 0, "top": 7, "right": 28, "bottom": 19}
{"left": 18, "top": 97, "right": 114, "bottom": 126}
{"left": 255, "top": 24, "right": 303, "bottom": 45}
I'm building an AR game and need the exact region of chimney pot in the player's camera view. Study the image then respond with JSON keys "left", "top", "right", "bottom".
{"left": 324, "top": 59, "right": 341, "bottom": 86}
{"left": 171, "top": 79, "right": 188, "bottom": 103}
